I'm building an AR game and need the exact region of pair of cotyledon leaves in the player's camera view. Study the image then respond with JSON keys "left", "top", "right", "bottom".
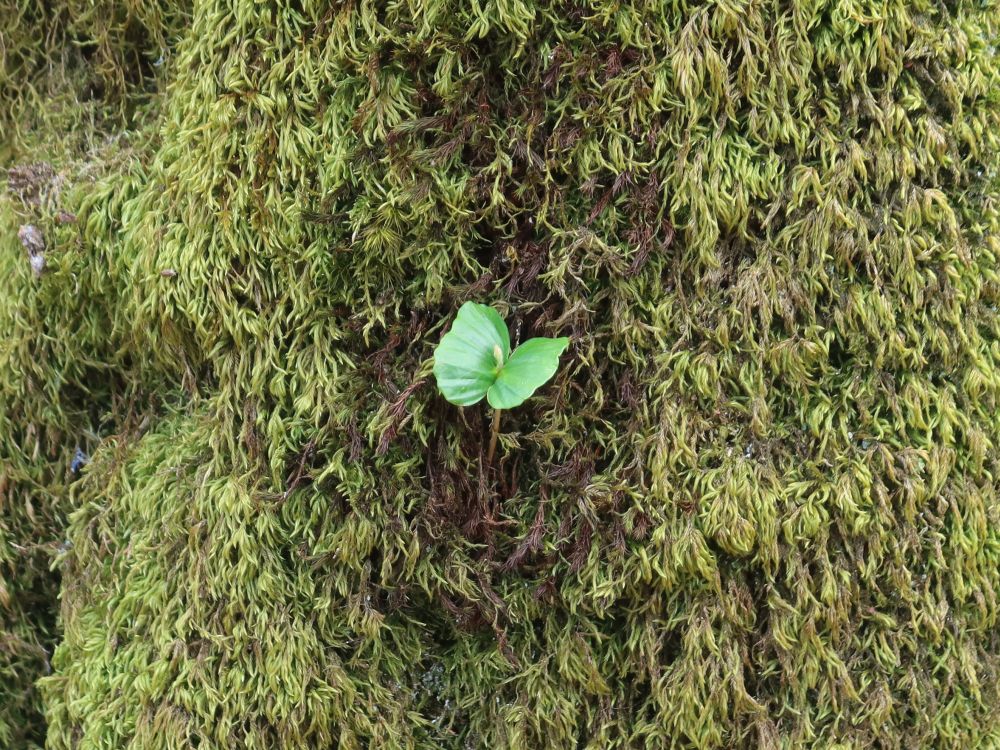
{"left": 433, "top": 302, "right": 570, "bottom": 409}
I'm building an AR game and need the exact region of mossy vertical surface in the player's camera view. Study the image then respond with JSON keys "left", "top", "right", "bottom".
{"left": 0, "top": 2, "right": 187, "bottom": 744}
{"left": 1, "top": 1, "right": 999, "bottom": 748}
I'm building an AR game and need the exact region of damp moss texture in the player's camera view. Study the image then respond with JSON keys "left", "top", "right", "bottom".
{"left": 2, "top": 1, "right": 1000, "bottom": 748}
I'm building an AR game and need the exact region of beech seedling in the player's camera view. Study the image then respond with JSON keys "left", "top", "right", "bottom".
{"left": 433, "top": 302, "right": 569, "bottom": 462}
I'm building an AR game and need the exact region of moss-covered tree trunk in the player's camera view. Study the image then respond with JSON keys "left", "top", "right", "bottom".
{"left": 2, "top": 1, "right": 999, "bottom": 748}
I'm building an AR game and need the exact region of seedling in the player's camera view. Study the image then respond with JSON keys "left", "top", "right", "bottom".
{"left": 433, "top": 302, "right": 569, "bottom": 464}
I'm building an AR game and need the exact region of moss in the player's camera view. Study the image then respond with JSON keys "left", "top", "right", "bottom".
{"left": 0, "top": 157, "right": 96, "bottom": 747}
{"left": 2, "top": 0, "right": 1000, "bottom": 748}
{"left": 0, "top": 4, "right": 185, "bottom": 742}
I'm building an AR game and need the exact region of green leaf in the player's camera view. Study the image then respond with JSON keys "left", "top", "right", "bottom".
{"left": 433, "top": 303, "right": 569, "bottom": 409}
{"left": 487, "top": 337, "right": 570, "bottom": 409}
{"left": 433, "top": 302, "right": 510, "bottom": 406}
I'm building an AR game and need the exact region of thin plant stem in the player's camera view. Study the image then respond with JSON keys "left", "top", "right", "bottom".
{"left": 486, "top": 408, "right": 502, "bottom": 466}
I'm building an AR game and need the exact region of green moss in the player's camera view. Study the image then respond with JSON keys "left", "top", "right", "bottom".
{"left": 0, "top": 159, "right": 96, "bottom": 747}
{"left": 0, "top": 4, "right": 186, "bottom": 741}
{"left": 2, "top": 0, "right": 1000, "bottom": 747}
